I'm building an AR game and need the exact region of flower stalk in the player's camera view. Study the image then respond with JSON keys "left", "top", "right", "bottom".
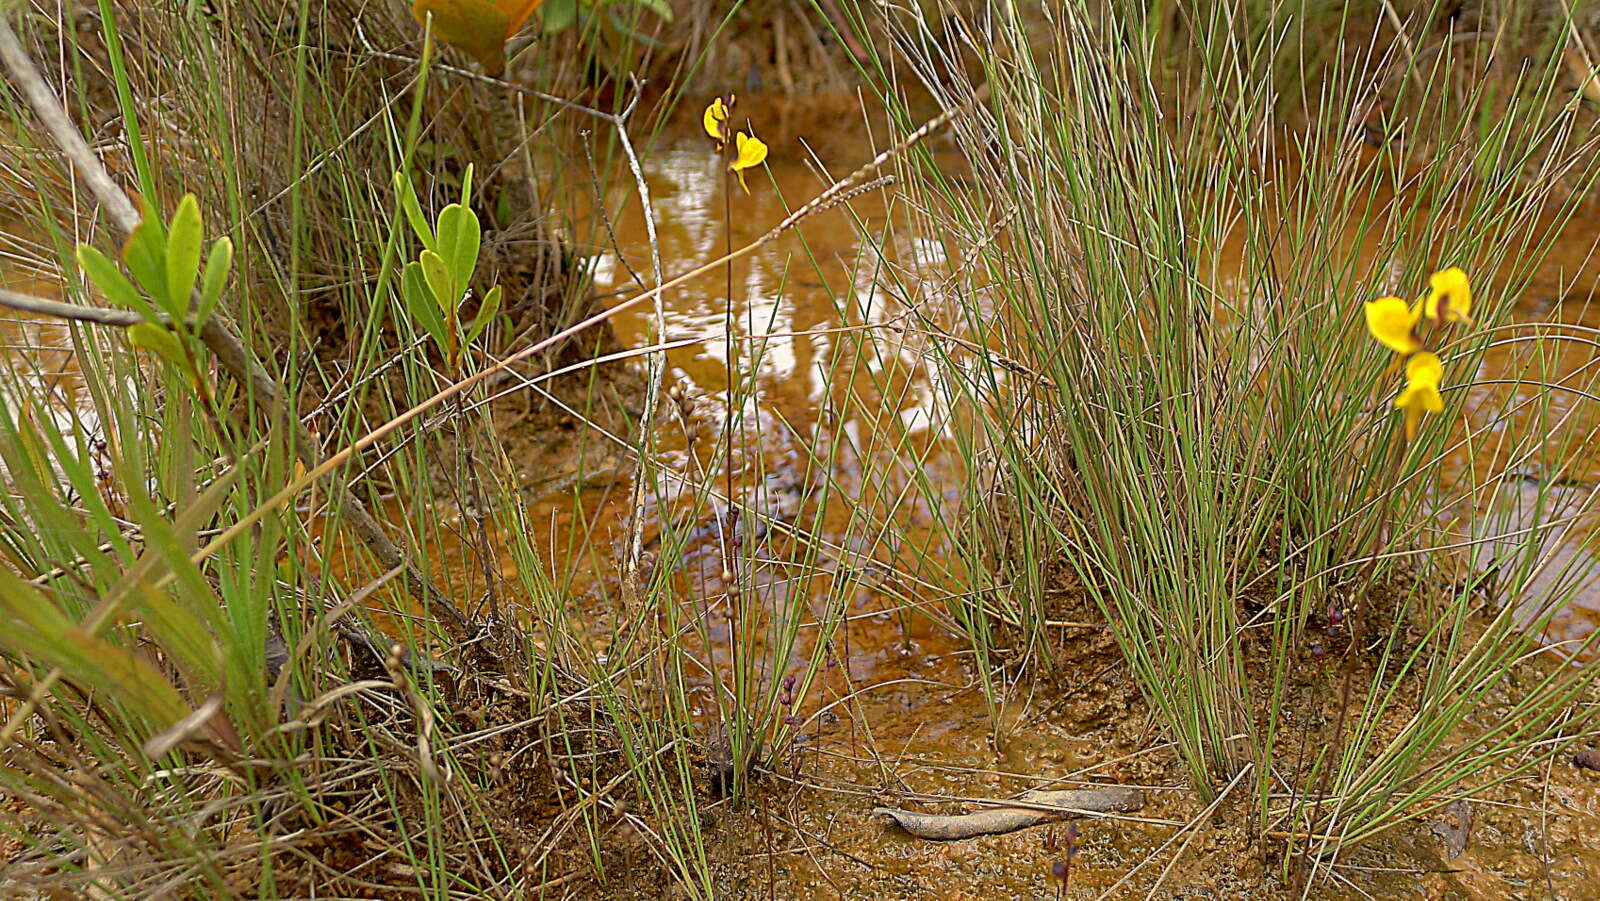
{"left": 702, "top": 94, "right": 773, "bottom": 800}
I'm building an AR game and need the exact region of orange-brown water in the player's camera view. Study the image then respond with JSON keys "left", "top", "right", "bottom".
{"left": 561, "top": 100, "right": 990, "bottom": 798}
{"left": 1446, "top": 227, "right": 1600, "bottom": 656}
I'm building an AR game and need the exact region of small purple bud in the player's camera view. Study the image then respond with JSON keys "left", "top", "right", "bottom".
{"left": 1326, "top": 623, "right": 1342, "bottom": 639}
{"left": 1327, "top": 603, "right": 1345, "bottom": 626}
{"left": 782, "top": 715, "right": 800, "bottom": 725}
{"left": 1050, "top": 860, "right": 1068, "bottom": 882}
{"left": 1310, "top": 643, "right": 1325, "bottom": 660}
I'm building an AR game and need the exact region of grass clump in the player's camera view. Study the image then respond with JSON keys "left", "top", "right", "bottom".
{"left": 847, "top": 0, "right": 1600, "bottom": 882}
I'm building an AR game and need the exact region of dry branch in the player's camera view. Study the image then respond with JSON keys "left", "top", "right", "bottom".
{"left": 873, "top": 787, "right": 1145, "bottom": 840}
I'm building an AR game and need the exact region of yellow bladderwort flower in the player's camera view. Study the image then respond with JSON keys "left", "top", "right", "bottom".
{"left": 731, "top": 132, "right": 768, "bottom": 193}
{"left": 1395, "top": 351, "right": 1444, "bottom": 442}
{"left": 1421, "top": 266, "right": 1472, "bottom": 325}
{"left": 1363, "top": 295, "right": 1422, "bottom": 355}
{"left": 703, "top": 96, "right": 731, "bottom": 149}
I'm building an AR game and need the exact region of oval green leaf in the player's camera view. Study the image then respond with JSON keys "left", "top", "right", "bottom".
{"left": 164, "top": 194, "right": 204, "bottom": 316}
{"left": 77, "top": 244, "right": 157, "bottom": 319}
{"left": 197, "top": 236, "right": 233, "bottom": 326}
{"left": 128, "top": 322, "right": 189, "bottom": 368}
{"left": 419, "top": 249, "right": 457, "bottom": 314}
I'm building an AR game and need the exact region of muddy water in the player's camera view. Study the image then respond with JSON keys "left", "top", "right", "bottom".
{"left": 0, "top": 272, "right": 104, "bottom": 493}
{"left": 1458, "top": 250, "right": 1600, "bottom": 653}
{"left": 579, "top": 97, "right": 986, "bottom": 741}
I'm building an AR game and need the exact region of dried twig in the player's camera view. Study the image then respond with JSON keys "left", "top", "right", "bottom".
{"left": 0, "top": 286, "right": 141, "bottom": 326}
{"left": 873, "top": 786, "right": 1145, "bottom": 840}
{"left": 384, "top": 642, "right": 447, "bottom": 787}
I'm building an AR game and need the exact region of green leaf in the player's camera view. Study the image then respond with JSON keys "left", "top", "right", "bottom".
{"left": 419, "top": 248, "right": 457, "bottom": 313}
{"left": 403, "top": 260, "right": 449, "bottom": 350}
{"left": 197, "top": 236, "right": 233, "bottom": 326}
{"left": 435, "top": 203, "right": 482, "bottom": 297}
{"left": 0, "top": 569, "right": 190, "bottom": 730}
{"left": 123, "top": 465, "right": 249, "bottom": 702}
{"left": 459, "top": 162, "right": 474, "bottom": 207}
{"left": 467, "top": 284, "right": 502, "bottom": 344}
{"left": 605, "top": 6, "right": 668, "bottom": 49}
{"left": 454, "top": 206, "right": 481, "bottom": 287}
{"left": 495, "top": 189, "right": 511, "bottom": 228}
{"left": 30, "top": 398, "right": 133, "bottom": 563}
{"left": 624, "top": 0, "right": 674, "bottom": 22}
{"left": 120, "top": 202, "right": 168, "bottom": 303}
{"left": 131, "top": 581, "right": 222, "bottom": 691}
{"left": 0, "top": 566, "right": 77, "bottom": 643}
{"left": 541, "top": 0, "right": 577, "bottom": 33}
{"left": 125, "top": 522, "right": 232, "bottom": 692}
{"left": 436, "top": 204, "right": 465, "bottom": 273}
{"left": 164, "top": 194, "right": 204, "bottom": 317}
{"left": 128, "top": 322, "right": 188, "bottom": 368}
{"left": 77, "top": 244, "right": 158, "bottom": 319}
{"left": 62, "top": 628, "right": 192, "bottom": 727}
{"left": 394, "top": 171, "right": 438, "bottom": 254}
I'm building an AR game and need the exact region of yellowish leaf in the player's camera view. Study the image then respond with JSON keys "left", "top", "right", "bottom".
{"left": 498, "top": 0, "right": 545, "bottom": 34}
{"left": 129, "top": 322, "right": 189, "bottom": 368}
{"left": 411, "top": 0, "right": 545, "bottom": 76}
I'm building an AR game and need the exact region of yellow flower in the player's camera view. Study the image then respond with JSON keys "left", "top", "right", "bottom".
{"left": 731, "top": 132, "right": 768, "bottom": 193}
{"left": 1422, "top": 266, "right": 1472, "bottom": 325}
{"left": 703, "top": 96, "right": 730, "bottom": 147}
{"left": 1395, "top": 351, "right": 1444, "bottom": 442}
{"left": 1364, "top": 296, "right": 1422, "bottom": 355}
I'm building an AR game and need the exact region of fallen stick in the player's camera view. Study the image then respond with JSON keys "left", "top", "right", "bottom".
{"left": 873, "top": 787, "right": 1145, "bottom": 841}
